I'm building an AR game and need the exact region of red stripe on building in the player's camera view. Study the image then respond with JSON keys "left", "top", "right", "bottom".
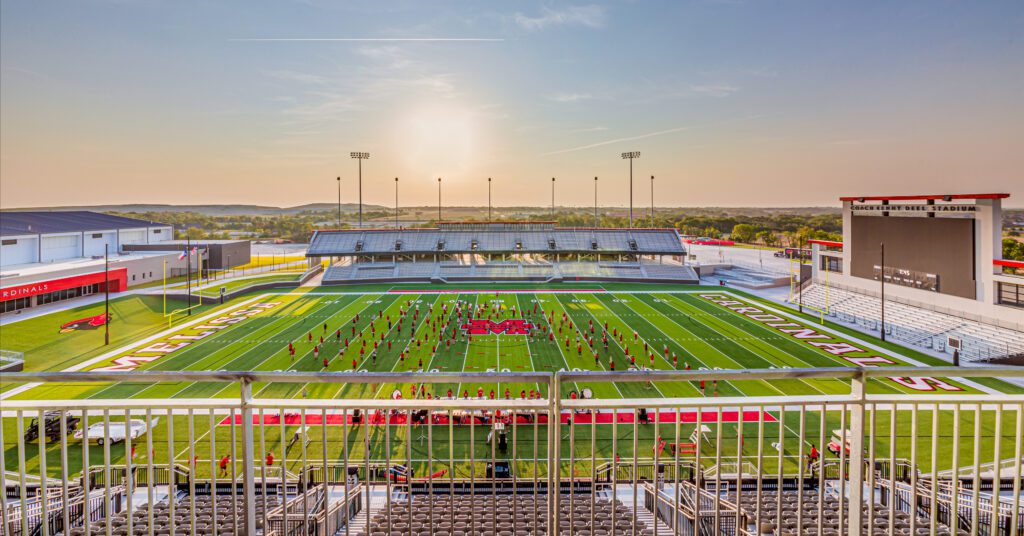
{"left": 994, "top": 258, "right": 1024, "bottom": 269}
{"left": 0, "top": 268, "right": 128, "bottom": 301}
{"left": 808, "top": 239, "right": 843, "bottom": 248}
{"left": 839, "top": 193, "right": 1009, "bottom": 202}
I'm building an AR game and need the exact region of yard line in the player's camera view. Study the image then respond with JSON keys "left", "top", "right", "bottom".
{"left": 512, "top": 293, "right": 544, "bottom": 395}
{"left": 557, "top": 293, "right": 667, "bottom": 398}
{"left": 204, "top": 295, "right": 379, "bottom": 399}
{"left": 539, "top": 293, "right": 623, "bottom": 399}
{"left": 627, "top": 293, "right": 791, "bottom": 398}
{"left": 365, "top": 294, "right": 448, "bottom": 400}
{"left": 155, "top": 296, "right": 365, "bottom": 401}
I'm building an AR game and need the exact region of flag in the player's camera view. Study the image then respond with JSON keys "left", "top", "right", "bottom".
{"left": 178, "top": 249, "right": 188, "bottom": 260}
{"left": 190, "top": 246, "right": 198, "bottom": 256}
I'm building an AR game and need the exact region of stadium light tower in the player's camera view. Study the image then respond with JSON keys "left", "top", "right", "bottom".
{"left": 650, "top": 175, "right": 655, "bottom": 228}
{"left": 488, "top": 177, "right": 492, "bottom": 222}
{"left": 621, "top": 151, "right": 640, "bottom": 228}
{"left": 551, "top": 177, "right": 556, "bottom": 220}
{"left": 336, "top": 177, "right": 341, "bottom": 228}
{"left": 350, "top": 152, "right": 369, "bottom": 227}
{"left": 437, "top": 177, "right": 442, "bottom": 221}
{"left": 594, "top": 177, "right": 598, "bottom": 228}
{"left": 394, "top": 177, "right": 399, "bottom": 229}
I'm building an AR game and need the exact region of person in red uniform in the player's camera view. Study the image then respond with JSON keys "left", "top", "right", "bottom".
{"left": 807, "top": 444, "right": 819, "bottom": 471}
{"left": 219, "top": 455, "right": 231, "bottom": 477}
{"left": 447, "top": 389, "right": 453, "bottom": 399}
{"left": 323, "top": 357, "right": 329, "bottom": 368}
{"left": 609, "top": 359, "right": 615, "bottom": 371}
{"left": 352, "top": 358, "right": 357, "bottom": 370}
{"left": 266, "top": 452, "right": 274, "bottom": 467}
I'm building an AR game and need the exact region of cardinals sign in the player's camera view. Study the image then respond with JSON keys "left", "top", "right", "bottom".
{"left": 60, "top": 313, "right": 110, "bottom": 333}
{"left": 461, "top": 319, "right": 534, "bottom": 335}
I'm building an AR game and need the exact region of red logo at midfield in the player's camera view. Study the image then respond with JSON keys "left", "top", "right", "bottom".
{"left": 461, "top": 319, "right": 534, "bottom": 335}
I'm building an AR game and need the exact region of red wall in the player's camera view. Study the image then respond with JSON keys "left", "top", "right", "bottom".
{"left": 0, "top": 268, "right": 128, "bottom": 302}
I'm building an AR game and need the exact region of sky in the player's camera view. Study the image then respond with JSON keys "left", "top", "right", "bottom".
{"left": 1, "top": 1, "right": 1022, "bottom": 209}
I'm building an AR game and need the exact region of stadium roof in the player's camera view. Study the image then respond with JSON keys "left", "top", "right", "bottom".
{"left": 0, "top": 211, "right": 171, "bottom": 237}
{"left": 840, "top": 193, "right": 1009, "bottom": 202}
{"left": 308, "top": 227, "right": 685, "bottom": 256}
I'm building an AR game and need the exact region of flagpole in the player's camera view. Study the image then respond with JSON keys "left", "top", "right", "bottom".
{"left": 104, "top": 244, "right": 110, "bottom": 345}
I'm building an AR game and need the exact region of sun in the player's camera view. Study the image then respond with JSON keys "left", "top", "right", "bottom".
{"left": 394, "top": 103, "right": 478, "bottom": 178}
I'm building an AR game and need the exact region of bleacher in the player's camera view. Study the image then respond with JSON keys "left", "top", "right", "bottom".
{"left": 361, "top": 494, "right": 650, "bottom": 536}
{"left": 321, "top": 261, "right": 699, "bottom": 285}
{"left": 794, "top": 284, "right": 1024, "bottom": 362}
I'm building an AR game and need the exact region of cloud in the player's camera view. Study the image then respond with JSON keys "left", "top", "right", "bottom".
{"left": 543, "top": 115, "right": 764, "bottom": 155}
{"left": 687, "top": 84, "right": 739, "bottom": 97}
{"left": 514, "top": 5, "right": 606, "bottom": 30}
{"left": 548, "top": 92, "right": 593, "bottom": 103}
{"left": 570, "top": 126, "right": 608, "bottom": 133}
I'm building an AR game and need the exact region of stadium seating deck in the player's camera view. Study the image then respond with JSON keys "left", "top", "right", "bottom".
{"left": 320, "top": 261, "right": 699, "bottom": 284}
{"left": 794, "top": 283, "right": 1024, "bottom": 362}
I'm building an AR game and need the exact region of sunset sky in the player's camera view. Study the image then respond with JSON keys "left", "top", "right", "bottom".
{"left": 1, "top": 1, "right": 1021, "bottom": 209}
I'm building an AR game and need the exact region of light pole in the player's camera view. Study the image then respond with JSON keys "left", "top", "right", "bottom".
{"left": 880, "top": 242, "right": 886, "bottom": 342}
{"left": 394, "top": 177, "right": 399, "bottom": 229}
{"left": 551, "top": 177, "right": 556, "bottom": 220}
{"left": 488, "top": 177, "right": 492, "bottom": 222}
{"left": 437, "top": 177, "right": 442, "bottom": 222}
{"left": 621, "top": 151, "right": 640, "bottom": 228}
{"left": 336, "top": 176, "right": 341, "bottom": 228}
{"left": 350, "top": 152, "right": 369, "bottom": 227}
{"left": 594, "top": 177, "right": 599, "bottom": 228}
{"left": 650, "top": 175, "right": 655, "bottom": 228}
{"left": 104, "top": 244, "right": 110, "bottom": 345}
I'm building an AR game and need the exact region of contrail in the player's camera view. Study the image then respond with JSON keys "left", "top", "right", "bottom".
{"left": 230, "top": 38, "right": 504, "bottom": 42}
{"left": 542, "top": 115, "right": 766, "bottom": 156}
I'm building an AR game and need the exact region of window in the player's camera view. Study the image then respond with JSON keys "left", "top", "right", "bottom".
{"left": 92, "top": 233, "right": 103, "bottom": 239}
{"left": 998, "top": 282, "right": 1024, "bottom": 308}
{"left": 1, "top": 297, "right": 31, "bottom": 313}
{"left": 820, "top": 256, "right": 842, "bottom": 273}
{"left": 153, "top": 229, "right": 162, "bottom": 234}
{"left": 132, "top": 275, "right": 136, "bottom": 281}
{"left": 1, "top": 239, "right": 16, "bottom": 246}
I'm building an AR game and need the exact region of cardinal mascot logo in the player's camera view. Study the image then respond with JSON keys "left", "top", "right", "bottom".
{"left": 460, "top": 319, "right": 533, "bottom": 335}
{"left": 59, "top": 313, "right": 111, "bottom": 333}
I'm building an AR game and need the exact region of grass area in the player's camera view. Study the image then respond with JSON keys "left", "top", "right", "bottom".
{"left": 194, "top": 272, "right": 304, "bottom": 297}
{"left": 0, "top": 294, "right": 216, "bottom": 374}
{"left": 3, "top": 282, "right": 1020, "bottom": 479}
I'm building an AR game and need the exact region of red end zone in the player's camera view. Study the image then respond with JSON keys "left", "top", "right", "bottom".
{"left": 220, "top": 410, "right": 775, "bottom": 426}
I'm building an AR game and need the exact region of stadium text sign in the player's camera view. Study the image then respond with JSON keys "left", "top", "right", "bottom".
{"left": 94, "top": 302, "right": 281, "bottom": 372}
{"left": 699, "top": 294, "right": 964, "bottom": 392}
{"left": 461, "top": 319, "right": 534, "bottom": 335}
{"left": 850, "top": 204, "right": 976, "bottom": 214}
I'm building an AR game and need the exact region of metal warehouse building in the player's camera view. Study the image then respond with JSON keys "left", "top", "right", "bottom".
{"left": 0, "top": 211, "right": 186, "bottom": 313}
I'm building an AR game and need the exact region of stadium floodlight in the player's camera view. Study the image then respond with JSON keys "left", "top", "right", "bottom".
{"left": 437, "top": 177, "right": 442, "bottom": 221}
{"left": 336, "top": 177, "right": 342, "bottom": 228}
{"left": 650, "top": 175, "right": 655, "bottom": 228}
{"left": 621, "top": 151, "right": 641, "bottom": 228}
{"left": 488, "top": 177, "right": 492, "bottom": 222}
{"left": 394, "top": 177, "right": 399, "bottom": 229}
{"left": 350, "top": 152, "right": 370, "bottom": 228}
{"left": 551, "top": 177, "right": 556, "bottom": 220}
{"left": 594, "top": 177, "right": 598, "bottom": 228}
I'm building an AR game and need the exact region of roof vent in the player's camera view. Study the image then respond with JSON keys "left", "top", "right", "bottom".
{"left": 548, "top": 238, "right": 556, "bottom": 250}
{"left": 628, "top": 239, "right": 638, "bottom": 251}
{"left": 355, "top": 240, "right": 363, "bottom": 252}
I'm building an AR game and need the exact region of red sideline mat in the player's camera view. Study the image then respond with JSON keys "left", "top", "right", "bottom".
{"left": 387, "top": 289, "right": 605, "bottom": 294}
{"left": 220, "top": 410, "right": 774, "bottom": 426}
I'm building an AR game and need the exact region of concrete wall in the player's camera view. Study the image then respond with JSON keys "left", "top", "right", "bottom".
{"left": 0, "top": 235, "right": 38, "bottom": 266}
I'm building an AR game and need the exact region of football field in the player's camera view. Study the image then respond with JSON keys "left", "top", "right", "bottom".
{"left": 2, "top": 284, "right": 1020, "bottom": 480}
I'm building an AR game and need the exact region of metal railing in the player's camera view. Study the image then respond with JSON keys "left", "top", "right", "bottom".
{"left": 1, "top": 367, "right": 1023, "bottom": 536}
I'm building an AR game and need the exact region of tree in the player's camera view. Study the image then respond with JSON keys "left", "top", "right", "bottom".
{"left": 702, "top": 226, "right": 721, "bottom": 239}
{"left": 1003, "top": 238, "right": 1024, "bottom": 261}
{"left": 730, "top": 224, "right": 758, "bottom": 244}
{"left": 757, "top": 230, "right": 779, "bottom": 248}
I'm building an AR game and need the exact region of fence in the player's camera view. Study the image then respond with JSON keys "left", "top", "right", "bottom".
{"left": 2, "top": 367, "right": 1023, "bottom": 536}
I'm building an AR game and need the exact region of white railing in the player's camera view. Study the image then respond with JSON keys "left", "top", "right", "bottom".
{"left": 1, "top": 367, "right": 1023, "bottom": 536}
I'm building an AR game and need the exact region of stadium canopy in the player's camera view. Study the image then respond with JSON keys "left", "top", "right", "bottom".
{"left": 307, "top": 222, "right": 686, "bottom": 257}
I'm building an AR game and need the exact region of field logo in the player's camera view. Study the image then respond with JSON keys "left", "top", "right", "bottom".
{"left": 60, "top": 313, "right": 111, "bottom": 333}
{"left": 94, "top": 302, "right": 280, "bottom": 372}
{"left": 461, "top": 319, "right": 533, "bottom": 335}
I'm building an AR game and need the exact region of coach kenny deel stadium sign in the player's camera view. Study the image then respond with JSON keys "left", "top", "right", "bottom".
{"left": 850, "top": 203, "right": 977, "bottom": 214}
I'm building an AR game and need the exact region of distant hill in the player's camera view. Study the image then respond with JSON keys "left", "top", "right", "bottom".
{"left": 2, "top": 203, "right": 388, "bottom": 216}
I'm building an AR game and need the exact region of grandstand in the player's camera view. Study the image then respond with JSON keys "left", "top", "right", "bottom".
{"left": 310, "top": 222, "right": 698, "bottom": 284}
{"left": 794, "top": 283, "right": 1024, "bottom": 362}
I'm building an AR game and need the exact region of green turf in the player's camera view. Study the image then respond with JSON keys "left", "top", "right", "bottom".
{"left": 3, "top": 283, "right": 1020, "bottom": 479}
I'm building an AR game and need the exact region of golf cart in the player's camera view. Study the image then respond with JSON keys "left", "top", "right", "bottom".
{"left": 23, "top": 411, "right": 80, "bottom": 442}
{"left": 74, "top": 418, "right": 155, "bottom": 446}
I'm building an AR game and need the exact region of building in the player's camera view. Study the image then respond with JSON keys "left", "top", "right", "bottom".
{"left": 0, "top": 211, "right": 196, "bottom": 313}
{"left": 124, "top": 239, "right": 251, "bottom": 270}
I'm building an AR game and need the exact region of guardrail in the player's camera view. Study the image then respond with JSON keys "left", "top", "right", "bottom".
{"left": 2, "top": 367, "right": 1023, "bottom": 536}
